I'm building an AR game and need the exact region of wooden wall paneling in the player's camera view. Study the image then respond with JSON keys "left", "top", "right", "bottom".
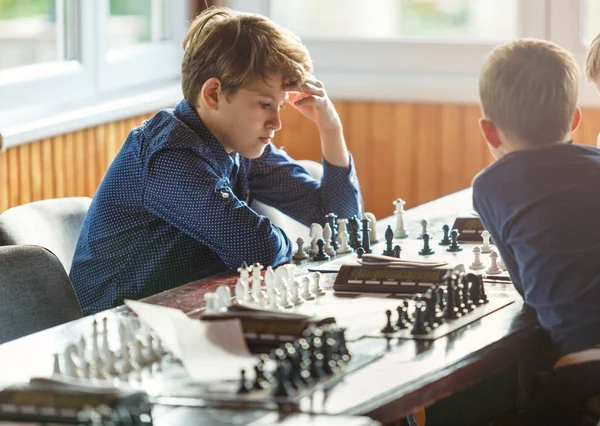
{"left": 105, "top": 122, "right": 118, "bottom": 171}
{"left": 64, "top": 133, "right": 76, "bottom": 197}
{"left": 52, "top": 135, "right": 66, "bottom": 198}
{"left": 85, "top": 128, "right": 97, "bottom": 197}
{"left": 74, "top": 130, "right": 86, "bottom": 196}
{"left": 370, "top": 102, "right": 396, "bottom": 218}
{"left": 41, "top": 138, "right": 54, "bottom": 199}
{"left": 278, "top": 106, "right": 321, "bottom": 161}
{"left": 96, "top": 124, "right": 107, "bottom": 185}
{"left": 345, "top": 103, "right": 372, "bottom": 214}
{"left": 463, "top": 105, "right": 488, "bottom": 186}
{"left": 439, "top": 105, "right": 466, "bottom": 196}
{"left": 579, "top": 107, "right": 600, "bottom": 147}
{"left": 392, "top": 103, "right": 417, "bottom": 211}
{"left": 30, "top": 140, "right": 43, "bottom": 201}
{"left": 0, "top": 150, "right": 8, "bottom": 212}
{"left": 414, "top": 104, "right": 441, "bottom": 206}
{"left": 18, "top": 143, "right": 31, "bottom": 204}
{"left": 8, "top": 148, "right": 19, "bottom": 207}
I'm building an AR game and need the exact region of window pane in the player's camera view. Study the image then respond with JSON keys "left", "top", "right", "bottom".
{"left": 109, "top": 0, "right": 171, "bottom": 51}
{"left": 0, "top": 0, "right": 72, "bottom": 70}
{"left": 270, "top": 0, "right": 518, "bottom": 41}
{"left": 583, "top": 0, "right": 600, "bottom": 45}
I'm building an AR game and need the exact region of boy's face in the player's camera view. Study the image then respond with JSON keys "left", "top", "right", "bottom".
{"left": 213, "top": 74, "right": 288, "bottom": 159}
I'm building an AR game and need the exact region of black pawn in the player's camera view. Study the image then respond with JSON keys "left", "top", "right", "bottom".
{"left": 381, "top": 309, "right": 397, "bottom": 334}
{"left": 447, "top": 229, "right": 463, "bottom": 252}
{"left": 327, "top": 213, "right": 339, "bottom": 250}
{"left": 356, "top": 246, "right": 365, "bottom": 258}
{"left": 361, "top": 218, "right": 372, "bottom": 254}
{"left": 411, "top": 302, "right": 431, "bottom": 335}
{"left": 443, "top": 276, "right": 462, "bottom": 320}
{"left": 313, "top": 238, "right": 330, "bottom": 261}
{"left": 348, "top": 216, "right": 362, "bottom": 249}
{"left": 382, "top": 225, "right": 395, "bottom": 256}
{"left": 252, "top": 364, "right": 269, "bottom": 390}
{"left": 271, "top": 362, "right": 293, "bottom": 398}
{"left": 419, "top": 232, "right": 435, "bottom": 255}
{"left": 439, "top": 224, "right": 451, "bottom": 246}
{"left": 237, "top": 369, "right": 251, "bottom": 394}
{"left": 395, "top": 304, "right": 409, "bottom": 329}
{"left": 393, "top": 245, "right": 402, "bottom": 259}
{"left": 461, "top": 275, "right": 475, "bottom": 312}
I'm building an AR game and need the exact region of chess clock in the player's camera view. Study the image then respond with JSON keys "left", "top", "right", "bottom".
{"left": 451, "top": 216, "right": 486, "bottom": 242}
{"left": 333, "top": 263, "right": 463, "bottom": 294}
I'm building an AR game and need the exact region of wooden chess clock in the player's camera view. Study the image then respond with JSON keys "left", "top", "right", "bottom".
{"left": 451, "top": 216, "right": 486, "bottom": 242}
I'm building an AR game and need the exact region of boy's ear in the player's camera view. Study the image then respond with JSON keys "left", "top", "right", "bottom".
{"left": 571, "top": 106, "right": 582, "bottom": 133}
{"left": 200, "top": 77, "right": 222, "bottom": 111}
{"left": 479, "top": 118, "right": 502, "bottom": 149}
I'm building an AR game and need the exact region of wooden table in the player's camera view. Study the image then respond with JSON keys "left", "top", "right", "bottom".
{"left": 0, "top": 189, "right": 544, "bottom": 425}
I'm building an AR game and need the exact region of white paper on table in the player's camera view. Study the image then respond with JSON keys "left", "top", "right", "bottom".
{"left": 125, "top": 300, "right": 256, "bottom": 382}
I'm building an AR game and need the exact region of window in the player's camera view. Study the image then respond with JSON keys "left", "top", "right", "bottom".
{"left": 0, "top": 0, "right": 187, "bottom": 140}
{"left": 582, "top": 0, "right": 600, "bottom": 45}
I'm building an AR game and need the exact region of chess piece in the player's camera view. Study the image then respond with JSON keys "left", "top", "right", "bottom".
{"left": 235, "top": 279, "right": 246, "bottom": 304}
{"left": 419, "top": 232, "right": 435, "bottom": 255}
{"left": 419, "top": 219, "right": 428, "bottom": 239}
{"left": 293, "top": 237, "right": 308, "bottom": 260}
{"left": 470, "top": 246, "right": 485, "bottom": 270}
{"left": 336, "top": 218, "right": 352, "bottom": 254}
{"left": 382, "top": 225, "right": 395, "bottom": 256}
{"left": 311, "top": 272, "right": 326, "bottom": 296}
{"left": 394, "top": 198, "right": 408, "bottom": 238}
{"left": 309, "top": 223, "right": 324, "bottom": 255}
{"left": 323, "top": 223, "right": 336, "bottom": 256}
{"left": 393, "top": 245, "right": 402, "bottom": 258}
{"left": 312, "top": 239, "right": 330, "bottom": 261}
{"left": 348, "top": 216, "right": 362, "bottom": 249}
{"left": 361, "top": 217, "right": 372, "bottom": 253}
{"left": 252, "top": 363, "right": 269, "bottom": 390}
{"left": 64, "top": 345, "right": 79, "bottom": 377}
{"left": 365, "top": 212, "right": 378, "bottom": 244}
{"left": 271, "top": 362, "right": 293, "bottom": 397}
{"left": 278, "top": 278, "right": 294, "bottom": 309}
{"left": 237, "top": 369, "right": 251, "bottom": 394}
{"left": 101, "top": 317, "right": 111, "bottom": 359}
{"left": 204, "top": 292, "right": 217, "bottom": 314}
{"left": 395, "top": 305, "right": 409, "bottom": 329}
{"left": 443, "top": 275, "right": 462, "bottom": 320}
{"left": 439, "top": 224, "right": 451, "bottom": 245}
{"left": 481, "top": 230, "right": 492, "bottom": 253}
{"left": 300, "top": 276, "right": 316, "bottom": 300}
{"left": 216, "top": 285, "right": 232, "bottom": 307}
{"left": 381, "top": 309, "right": 397, "bottom": 334}
{"left": 497, "top": 256, "right": 506, "bottom": 271}
{"left": 289, "top": 279, "right": 304, "bottom": 305}
{"left": 411, "top": 302, "right": 431, "bottom": 335}
{"left": 356, "top": 246, "right": 365, "bottom": 258}
{"left": 327, "top": 213, "right": 339, "bottom": 250}
{"left": 250, "top": 262, "right": 264, "bottom": 304}
{"left": 486, "top": 251, "right": 503, "bottom": 274}
{"left": 447, "top": 229, "right": 463, "bottom": 252}
{"left": 52, "top": 353, "right": 61, "bottom": 375}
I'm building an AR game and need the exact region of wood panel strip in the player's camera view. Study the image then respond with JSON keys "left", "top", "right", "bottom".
{"left": 41, "top": 138, "right": 54, "bottom": 199}
{"left": 0, "top": 150, "right": 8, "bottom": 212}
{"left": 7, "top": 148, "right": 19, "bottom": 207}
{"left": 30, "top": 141, "right": 43, "bottom": 201}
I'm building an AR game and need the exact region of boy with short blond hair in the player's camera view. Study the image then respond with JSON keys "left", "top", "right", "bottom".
{"left": 71, "top": 7, "right": 362, "bottom": 314}
{"left": 473, "top": 39, "right": 600, "bottom": 424}
{"left": 585, "top": 32, "right": 600, "bottom": 89}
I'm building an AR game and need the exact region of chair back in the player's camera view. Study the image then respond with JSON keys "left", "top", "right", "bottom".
{"left": 0, "top": 245, "right": 83, "bottom": 344}
{"left": 0, "top": 197, "right": 92, "bottom": 272}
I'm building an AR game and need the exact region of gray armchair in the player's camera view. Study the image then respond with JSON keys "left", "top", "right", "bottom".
{"left": 0, "top": 197, "right": 92, "bottom": 273}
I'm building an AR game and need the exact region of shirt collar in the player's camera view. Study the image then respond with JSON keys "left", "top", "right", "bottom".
{"left": 174, "top": 99, "right": 237, "bottom": 179}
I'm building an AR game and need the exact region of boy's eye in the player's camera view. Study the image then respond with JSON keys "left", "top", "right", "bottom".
{"left": 259, "top": 102, "right": 271, "bottom": 109}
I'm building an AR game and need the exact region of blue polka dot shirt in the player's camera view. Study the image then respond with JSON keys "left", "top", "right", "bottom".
{"left": 70, "top": 99, "right": 362, "bottom": 314}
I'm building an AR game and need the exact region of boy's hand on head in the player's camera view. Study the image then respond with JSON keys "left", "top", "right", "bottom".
{"left": 285, "top": 78, "right": 342, "bottom": 132}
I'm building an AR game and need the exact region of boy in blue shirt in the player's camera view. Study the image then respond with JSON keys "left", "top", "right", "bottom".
{"left": 70, "top": 8, "right": 362, "bottom": 314}
{"left": 473, "top": 39, "right": 600, "bottom": 424}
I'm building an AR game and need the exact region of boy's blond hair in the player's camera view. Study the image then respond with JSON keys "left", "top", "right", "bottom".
{"left": 585, "top": 33, "right": 600, "bottom": 82}
{"left": 182, "top": 7, "right": 313, "bottom": 106}
{"left": 479, "top": 39, "right": 579, "bottom": 147}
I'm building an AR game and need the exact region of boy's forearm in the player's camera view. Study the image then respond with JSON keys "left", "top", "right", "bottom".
{"left": 319, "top": 125, "right": 350, "bottom": 168}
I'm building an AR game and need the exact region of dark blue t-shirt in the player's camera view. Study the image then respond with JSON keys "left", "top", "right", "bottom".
{"left": 473, "top": 143, "right": 600, "bottom": 355}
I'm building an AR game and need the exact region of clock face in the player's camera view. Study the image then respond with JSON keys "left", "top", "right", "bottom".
{"left": 348, "top": 267, "right": 447, "bottom": 283}
{"left": 452, "top": 217, "right": 486, "bottom": 241}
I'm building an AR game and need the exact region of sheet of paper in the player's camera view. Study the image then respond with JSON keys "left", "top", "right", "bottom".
{"left": 125, "top": 300, "right": 256, "bottom": 382}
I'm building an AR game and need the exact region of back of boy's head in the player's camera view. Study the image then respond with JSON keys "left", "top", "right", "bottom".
{"left": 585, "top": 33, "right": 600, "bottom": 83}
{"left": 182, "top": 7, "right": 313, "bottom": 106}
{"left": 479, "top": 39, "right": 579, "bottom": 147}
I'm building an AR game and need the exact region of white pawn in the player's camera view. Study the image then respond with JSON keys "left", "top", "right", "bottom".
{"left": 419, "top": 219, "right": 428, "bottom": 239}
{"left": 64, "top": 345, "right": 79, "bottom": 377}
{"left": 323, "top": 223, "right": 336, "bottom": 256}
{"left": 279, "top": 278, "right": 294, "bottom": 309}
{"left": 118, "top": 319, "right": 127, "bottom": 357}
{"left": 497, "top": 256, "right": 506, "bottom": 271}
{"left": 365, "top": 212, "right": 378, "bottom": 244}
{"left": 234, "top": 279, "right": 246, "bottom": 304}
{"left": 120, "top": 344, "right": 134, "bottom": 375}
{"left": 481, "top": 230, "right": 492, "bottom": 253}
{"left": 336, "top": 218, "right": 352, "bottom": 254}
{"left": 52, "top": 353, "right": 61, "bottom": 376}
{"left": 250, "top": 263, "right": 264, "bottom": 304}
{"left": 311, "top": 272, "right": 326, "bottom": 297}
{"left": 216, "top": 285, "right": 232, "bottom": 307}
{"left": 102, "top": 317, "right": 111, "bottom": 359}
{"left": 78, "top": 335, "right": 87, "bottom": 361}
{"left": 394, "top": 198, "right": 408, "bottom": 238}
{"left": 132, "top": 339, "right": 146, "bottom": 367}
{"left": 146, "top": 334, "right": 161, "bottom": 363}
{"left": 289, "top": 279, "right": 304, "bottom": 305}
{"left": 293, "top": 237, "right": 308, "bottom": 260}
{"left": 470, "top": 246, "right": 485, "bottom": 270}
{"left": 309, "top": 223, "right": 323, "bottom": 255}
{"left": 487, "top": 251, "right": 503, "bottom": 274}
{"left": 104, "top": 350, "right": 119, "bottom": 376}
{"left": 265, "top": 266, "right": 277, "bottom": 296}
{"left": 91, "top": 319, "right": 104, "bottom": 372}
{"left": 204, "top": 292, "right": 217, "bottom": 314}
{"left": 300, "top": 276, "right": 316, "bottom": 300}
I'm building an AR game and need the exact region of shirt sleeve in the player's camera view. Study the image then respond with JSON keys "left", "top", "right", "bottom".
{"left": 248, "top": 144, "right": 363, "bottom": 226}
{"left": 143, "top": 148, "right": 293, "bottom": 269}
